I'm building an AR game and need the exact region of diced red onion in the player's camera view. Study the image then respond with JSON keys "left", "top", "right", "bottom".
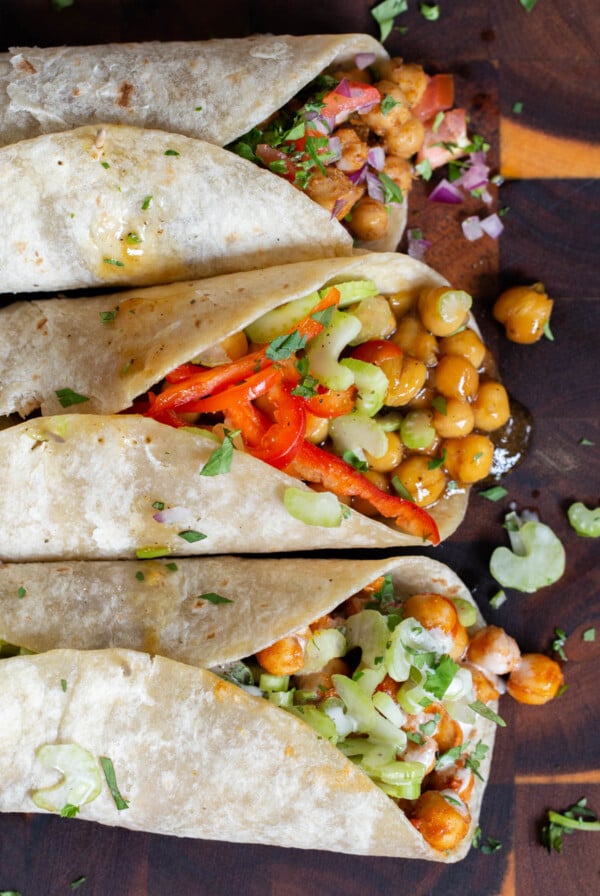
{"left": 331, "top": 197, "right": 346, "bottom": 219}
{"left": 429, "top": 178, "right": 464, "bottom": 204}
{"left": 335, "top": 77, "right": 352, "bottom": 97}
{"left": 355, "top": 51, "right": 377, "bottom": 70}
{"left": 480, "top": 212, "right": 504, "bottom": 239}
{"left": 469, "top": 151, "right": 488, "bottom": 167}
{"left": 347, "top": 164, "right": 367, "bottom": 185}
{"left": 356, "top": 99, "right": 379, "bottom": 115}
{"left": 407, "top": 229, "right": 432, "bottom": 261}
{"left": 480, "top": 186, "right": 494, "bottom": 206}
{"left": 456, "top": 162, "right": 489, "bottom": 192}
{"left": 366, "top": 170, "right": 385, "bottom": 203}
{"left": 153, "top": 506, "right": 192, "bottom": 525}
{"left": 313, "top": 118, "right": 331, "bottom": 136}
{"left": 305, "top": 110, "right": 319, "bottom": 122}
{"left": 367, "top": 146, "right": 385, "bottom": 171}
{"left": 461, "top": 216, "right": 484, "bottom": 241}
{"left": 327, "top": 136, "right": 342, "bottom": 162}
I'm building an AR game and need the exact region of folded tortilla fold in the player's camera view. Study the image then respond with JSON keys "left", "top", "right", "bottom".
{"left": 0, "top": 556, "right": 496, "bottom": 859}
{"left": 0, "top": 412, "right": 462, "bottom": 559}
{"left": 0, "top": 124, "right": 351, "bottom": 294}
{"left": 0, "top": 36, "right": 387, "bottom": 148}
{"left": 0, "top": 253, "right": 445, "bottom": 418}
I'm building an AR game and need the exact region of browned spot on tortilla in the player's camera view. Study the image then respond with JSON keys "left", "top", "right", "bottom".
{"left": 116, "top": 81, "right": 135, "bottom": 109}
{"left": 36, "top": 317, "right": 48, "bottom": 330}
{"left": 284, "top": 745, "right": 296, "bottom": 758}
{"left": 72, "top": 88, "right": 80, "bottom": 97}
{"left": 141, "top": 629, "right": 160, "bottom": 656}
{"left": 16, "top": 58, "right": 37, "bottom": 75}
{"left": 205, "top": 632, "right": 216, "bottom": 640}
{"left": 213, "top": 679, "right": 234, "bottom": 702}
{"left": 121, "top": 660, "right": 133, "bottom": 677}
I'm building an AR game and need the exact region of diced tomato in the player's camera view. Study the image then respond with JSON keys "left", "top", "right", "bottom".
{"left": 417, "top": 108, "right": 470, "bottom": 170}
{"left": 319, "top": 81, "right": 381, "bottom": 128}
{"left": 351, "top": 340, "right": 403, "bottom": 367}
{"left": 412, "top": 74, "right": 455, "bottom": 122}
{"left": 304, "top": 385, "right": 356, "bottom": 419}
{"left": 255, "top": 144, "right": 297, "bottom": 182}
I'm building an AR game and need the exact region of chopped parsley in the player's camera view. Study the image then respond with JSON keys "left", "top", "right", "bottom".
{"left": 61, "top": 803, "right": 80, "bottom": 818}
{"left": 479, "top": 486, "right": 508, "bottom": 502}
{"left": 141, "top": 195, "right": 153, "bottom": 211}
{"left": 152, "top": 501, "right": 165, "bottom": 511}
{"left": 99, "top": 756, "right": 129, "bottom": 810}
{"left": 17, "top": 586, "right": 26, "bottom": 599}
{"left": 551, "top": 627, "right": 568, "bottom": 661}
{"left": 343, "top": 450, "right": 369, "bottom": 472}
{"left": 135, "top": 571, "right": 145, "bottom": 582}
{"left": 100, "top": 160, "right": 110, "bottom": 169}
{"left": 465, "top": 740, "right": 489, "bottom": 780}
{"left": 200, "top": 429, "right": 240, "bottom": 476}
{"left": 55, "top": 388, "right": 89, "bottom": 408}
{"left": 424, "top": 655, "right": 459, "bottom": 699}
{"left": 542, "top": 797, "right": 600, "bottom": 853}
{"left": 371, "top": 0, "right": 408, "bottom": 41}
{"left": 61, "top": 678, "right": 68, "bottom": 692}
{"left": 177, "top": 530, "right": 207, "bottom": 543}
{"left": 197, "top": 592, "right": 233, "bottom": 605}
{"left": 164, "top": 149, "right": 180, "bottom": 156}
{"left": 103, "top": 258, "right": 124, "bottom": 267}
{"left": 99, "top": 308, "right": 119, "bottom": 322}
{"left": 583, "top": 628, "right": 596, "bottom": 642}
{"left": 420, "top": 3, "right": 440, "bottom": 21}
{"left": 311, "top": 306, "right": 336, "bottom": 328}
{"left": 266, "top": 330, "right": 307, "bottom": 360}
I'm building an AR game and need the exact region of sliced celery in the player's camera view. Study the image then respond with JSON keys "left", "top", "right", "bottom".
{"left": 283, "top": 488, "right": 344, "bottom": 528}
{"left": 322, "top": 279, "right": 379, "bottom": 308}
{"left": 259, "top": 673, "right": 290, "bottom": 692}
{"left": 490, "top": 511, "right": 566, "bottom": 593}
{"left": 339, "top": 358, "right": 389, "bottom": 416}
{"left": 568, "top": 502, "right": 600, "bottom": 538}
{"left": 329, "top": 414, "right": 388, "bottom": 461}
{"left": 347, "top": 296, "right": 395, "bottom": 345}
{"left": 289, "top": 705, "right": 339, "bottom": 743}
{"left": 301, "top": 628, "right": 347, "bottom": 674}
{"left": 345, "top": 610, "right": 390, "bottom": 668}
{"left": 244, "top": 292, "right": 319, "bottom": 343}
{"left": 400, "top": 410, "right": 436, "bottom": 450}
{"left": 32, "top": 743, "right": 102, "bottom": 814}
{"left": 450, "top": 597, "right": 478, "bottom": 628}
{"left": 305, "top": 310, "right": 362, "bottom": 390}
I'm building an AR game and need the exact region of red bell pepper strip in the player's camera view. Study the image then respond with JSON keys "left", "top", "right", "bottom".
{"left": 304, "top": 385, "right": 357, "bottom": 419}
{"left": 178, "top": 367, "right": 281, "bottom": 415}
{"left": 246, "top": 381, "right": 307, "bottom": 469}
{"left": 224, "top": 401, "right": 270, "bottom": 448}
{"left": 284, "top": 440, "right": 440, "bottom": 544}
{"left": 164, "top": 363, "right": 207, "bottom": 384}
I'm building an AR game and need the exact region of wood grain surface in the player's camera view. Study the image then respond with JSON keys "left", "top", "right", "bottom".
{"left": 0, "top": 2, "right": 599, "bottom": 895}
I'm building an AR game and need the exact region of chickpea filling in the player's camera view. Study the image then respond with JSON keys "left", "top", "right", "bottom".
{"left": 140, "top": 277, "right": 515, "bottom": 535}
{"left": 229, "top": 59, "right": 469, "bottom": 245}
{"left": 216, "top": 577, "right": 563, "bottom": 853}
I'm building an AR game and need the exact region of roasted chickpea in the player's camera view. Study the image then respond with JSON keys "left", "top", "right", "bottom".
{"left": 347, "top": 196, "right": 389, "bottom": 242}
{"left": 382, "top": 154, "right": 413, "bottom": 195}
{"left": 439, "top": 328, "right": 486, "bottom": 369}
{"left": 434, "top": 706, "right": 464, "bottom": 753}
{"left": 432, "top": 397, "right": 475, "bottom": 439}
{"left": 304, "top": 412, "right": 329, "bottom": 445}
{"left": 472, "top": 381, "right": 511, "bottom": 432}
{"left": 295, "top": 657, "right": 351, "bottom": 700}
{"left": 493, "top": 282, "right": 553, "bottom": 344}
{"left": 382, "top": 355, "right": 427, "bottom": 406}
{"left": 466, "top": 625, "right": 521, "bottom": 676}
{"left": 388, "top": 288, "right": 418, "bottom": 317}
{"left": 507, "top": 654, "right": 564, "bottom": 705}
{"left": 434, "top": 355, "right": 479, "bottom": 401}
{"left": 386, "top": 61, "right": 429, "bottom": 107}
{"left": 466, "top": 663, "right": 501, "bottom": 704}
{"left": 442, "top": 433, "right": 495, "bottom": 483}
{"left": 364, "top": 430, "right": 404, "bottom": 472}
{"left": 404, "top": 736, "right": 438, "bottom": 775}
{"left": 335, "top": 127, "right": 370, "bottom": 173}
{"left": 362, "top": 81, "right": 412, "bottom": 135}
{"left": 409, "top": 790, "right": 471, "bottom": 852}
{"left": 194, "top": 329, "right": 249, "bottom": 366}
{"left": 384, "top": 117, "right": 426, "bottom": 158}
{"left": 305, "top": 167, "right": 364, "bottom": 219}
{"left": 402, "top": 593, "right": 466, "bottom": 659}
{"left": 391, "top": 314, "right": 439, "bottom": 366}
{"left": 418, "top": 287, "right": 472, "bottom": 338}
{"left": 256, "top": 629, "right": 311, "bottom": 676}
{"left": 428, "top": 766, "right": 475, "bottom": 804}
{"left": 392, "top": 457, "right": 446, "bottom": 506}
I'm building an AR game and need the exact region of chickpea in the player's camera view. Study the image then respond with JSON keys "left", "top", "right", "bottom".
{"left": 346, "top": 196, "right": 389, "bottom": 241}
{"left": 382, "top": 154, "right": 413, "bottom": 196}
{"left": 465, "top": 663, "right": 501, "bottom": 704}
{"left": 418, "top": 287, "right": 472, "bottom": 338}
{"left": 388, "top": 288, "right": 418, "bottom": 318}
{"left": 193, "top": 329, "right": 249, "bottom": 366}
{"left": 381, "top": 60, "right": 429, "bottom": 107}
{"left": 391, "top": 313, "right": 439, "bottom": 366}
{"left": 428, "top": 766, "right": 475, "bottom": 804}
{"left": 402, "top": 592, "right": 466, "bottom": 660}
{"left": 507, "top": 653, "right": 564, "bottom": 705}
{"left": 375, "top": 673, "right": 400, "bottom": 699}
{"left": 256, "top": 628, "right": 311, "bottom": 676}
{"left": 442, "top": 433, "right": 494, "bottom": 483}
{"left": 434, "top": 706, "right": 464, "bottom": 753}
{"left": 493, "top": 282, "right": 553, "bottom": 344}
{"left": 394, "top": 456, "right": 446, "bottom": 507}
{"left": 472, "top": 381, "right": 511, "bottom": 432}
{"left": 335, "top": 127, "right": 370, "bottom": 173}
{"left": 382, "top": 355, "right": 427, "bottom": 406}
{"left": 466, "top": 625, "right": 521, "bottom": 676}
{"left": 304, "top": 412, "right": 329, "bottom": 445}
{"left": 364, "top": 430, "right": 404, "bottom": 472}
{"left": 403, "top": 736, "right": 438, "bottom": 775}
{"left": 362, "top": 81, "right": 412, "bottom": 135}
{"left": 434, "top": 355, "right": 479, "bottom": 401}
{"left": 384, "top": 117, "right": 426, "bottom": 158}
{"left": 407, "top": 383, "right": 437, "bottom": 410}
{"left": 305, "top": 167, "right": 365, "bottom": 219}
{"left": 295, "top": 657, "right": 351, "bottom": 700}
{"left": 409, "top": 790, "right": 471, "bottom": 852}
{"left": 439, "top": 328, "right": 486, "bottom": 370}
{"left": 432, "top": 397, "right": 475, "bottom": 439}
{"left": 351, "top": 469, "right": 390, "bottom": 517}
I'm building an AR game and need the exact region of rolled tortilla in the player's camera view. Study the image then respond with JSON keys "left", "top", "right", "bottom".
{"left": 0, "top": 36, "right": 388, "bottom": 148}
{"left": 0, "top": 413, "right": 460, "bottom": 559}
{"left": 0, "top": 253, "right": 445, "bottom": 418}
{"left": 0, "top": 555, "right": 496, "bottom": 860}
{"left": 0, "top": 124, "right": 351, "bottom": 294}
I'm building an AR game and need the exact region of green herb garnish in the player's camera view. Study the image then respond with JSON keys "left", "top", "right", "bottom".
{"left": 479, "top": 486, "right": 508, "bottom": 502}
{"left": 136, "top": 546, "right": 170, "bottom": 560}
{"left": 266, "top": 330, "right": 307, "bottom": 360}
{"left": 371, "top": 0, "right": 409, "bottom": 41}
{"left": 343, "top": 450, "right": 369, "bottom": 472}
{"left": 61, "top": 803, "right": 80, "bottom": 818}
{"left": 99, "top": 308, "right": 119, "bottom": 322}
{"left": 17, "top": 586, "right": 26, "bottom": 599}
{"left": 197, "top": 592, "right": 233, "bottom": 605}
{"left": 378, "top": 171, "right": 404, "bottom": 204}
{"left": 164, "top": 149, "right": 180, "bottom": 156}
{"left": 391, "top": 475, "right": 415, "bottom": 503}
{"left": 103, "top": 257, "right": 124, "bottom": 267}
{"left": 141, "top": 195, "right": 153, "bottom": 211}
{"left": 99, "top": 756, "right": 129, "bottom": 810}
{"left": 135, "top": 571, "right": 145, "bottom": 582}
{"left": 55, "top": 388, "right": 89, "bottom": 408}
{"left": 177, "top": 530, "right": 207, "bottom": 543}
{"left": 512, "top": 101, "right": 524, "bottom": 114}
{"left": 431, "top": 395, "right": 447, "bottom": 415}
{"left": 71, "top": 877, "right": 87, "bottom": 891}
{"left": 551, "top": 627, "right": 568, "bottom": 661}
{"left": 420, "top": 3, "right": 440, "bottom": 21}
{"left": 200, "top": 429, "right": 240, "bottom": 476}
{"left": 583, "top": 628, "right": 596, "bottom": 642}
{"left": 61, "top": 678, "right": 68, "bottom": 693}
{"left": 381, "top": 94, "right": 401, "bottom": 116}
{"left": 469, "top": 699, "right": 506, "bottom": 727}
{"left": 415, "top": 159, "right": 433, "bottom": 181}
{"left": 542, "top": 797, "right": 600, "bottom": 853}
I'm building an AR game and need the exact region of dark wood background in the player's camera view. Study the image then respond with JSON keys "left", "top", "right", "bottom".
{"left": 0, "top": 1, "right": 599, "bottom": 894}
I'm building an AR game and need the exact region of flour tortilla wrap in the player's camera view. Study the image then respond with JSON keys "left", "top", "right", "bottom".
{"left": 0, "top": 124, "right": 351, "bottom": 294}
{"left": 0, "top": 35, "right": 406, "bottom": 259}
{"left": 0, "top": 556, "right": 496, "bottom": 860}
{"left": 0, "top": 412, "right": 459, "bottom": 559}
{"left": 0, "top": 254, "right": 445, "bottom": 417}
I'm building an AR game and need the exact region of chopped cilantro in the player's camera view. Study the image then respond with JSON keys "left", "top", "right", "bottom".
{"left": 17, "top": 586, "right": 26, "bottom": 599}
{"left": 343, "top": 450, "right": 369, "bottom": 472}
{"left": 165, "top": 562, "right": 178, "bottom": 572}
{"left": 103, "top": 257, "right": 124, "bottom": 267}
{"left": 200, "top": 429, "right": 239, "bottom": 477}
{"left": 135, "top": 571, "right": 145, "bottom": 582}
{"left": 371, "top": 0, "right": 409, "bottom": 41}
{"left": 197, "top": 592, "right": 233, "bottom": 605}
{"left": 311, "top": 306, "right": 336, "bottom": 328}
{"left": 406, "top": 730, "right": 425, "bottom": 745}
{"left": 552, "top": 627, "right": 568, "bottom": 661}
{"left": 415, "top": 159, "right": 433, "bottom": 181}
{"left": 99, "top": 756, "right": 129, "bottom": 810}
{"left": 100, "top": 160, "right": 110, "bottom": 169}
{"left": 61, "top": 803, "right": 80, "bottom": 818}
{"left": 465, "top": 740, "right": 489, "bottom": 781}
{"left": 266, "top": 330, "right": 307, "bottom": 360}
{"left": 583, "top": 628, "right": 596, "bottom": 642}
{"left": 542, "top": 797, "right": 600, "bottom": 853}
{"left": 424, "top": 655, "right": 459, "bottom": 699}
{"left": 164, "top": 149, "right": 180, "bottom": 156}
{"left": 427, "top": 450, "right": 446, "bottom": 470}
{"left": 378, "top": 171, "right": 404, "bottom": 204}
{"left": 381, "top": 94, "right": 401, "bottom": 115}
{"left": 480, "top": 836, "right": 503, "bottom": 853}
{"left": 55, "top": 388, "right": 89, "bottom": 408}
{"left": 420, "top": 3, "right": 440, "bottom": 21}
{"left": 61, "top": 678, "right": 67, "bottom": 693}
{"left": 479, "top": 486, "right": 508, "bottom": 502}
{"left": 469, "top": 699, "right": 506, "bottom": 727}
{"left": 99, "top": 308, "right": 119, "bottom": 322}
{"left": 178, "top": 530, "right": 207, "bottom": 543}
{"left": 152, "top": 501, "right": 165, "bottom": 511}
{"left": 195, "top": 106, "right": 203, "bottom": 112}
{"left": 141, "top": 195, "right": 153, "bottom": 211}
{"left": 520, "top": 0, "right": 538, "bottom": 10}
